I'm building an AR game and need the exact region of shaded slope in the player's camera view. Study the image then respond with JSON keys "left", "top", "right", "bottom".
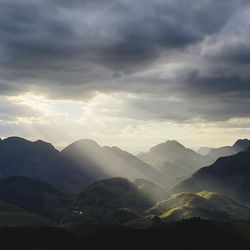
{"left": 0, "top": 137, "right": 95, "bottom": 193}
{"left": 0, "top": 176, "right": 69, "bottom": 219}
{"left": 174, "top": 147, "right": 250, "bottom": 206}
{"left": 204, "top": 139, "right": 250, "bottom": 161}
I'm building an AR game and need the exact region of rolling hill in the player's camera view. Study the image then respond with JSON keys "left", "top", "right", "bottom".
{"left": 75, "top": 177, "right": 169, "bottom": 224}
{"left": 0, "top": 176, "right": 70, "bottom": 219}
{"left": 147, "top": 191, "right": 250, "bottom": 222}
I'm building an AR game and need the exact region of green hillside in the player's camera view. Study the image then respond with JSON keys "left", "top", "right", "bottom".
{"left": 147, "top": 191, "right": 250, "bottom": 222}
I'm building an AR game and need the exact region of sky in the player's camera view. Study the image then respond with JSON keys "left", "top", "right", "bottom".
{"left": 0, "top": 0, "right": 250, "bottom": 153}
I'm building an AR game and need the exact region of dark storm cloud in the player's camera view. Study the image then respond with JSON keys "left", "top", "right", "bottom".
{"left": 0, "top": 0, "right": 240, "bottom": 72}
{"left": 179, "top": 71, "right": 250, "bottom": 96}
{"left": 203, "top": 39, "right": 250, "bottom": 65}
{"left": 0, "top": 0, "right": 250, "bottom": 122}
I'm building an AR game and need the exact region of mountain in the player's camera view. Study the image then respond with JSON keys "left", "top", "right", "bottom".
{"left": 138, "top": 140, "right": 212, "bottom": 182}
{"left": 62, "top": 139, "right": 170, "bottom": 189}
{"left": 0, "top": 137, "right": 169, "bottom": 193}
{"left": 174, "top": 147, "right": 250, "bottom": 206}
{"left": 147, "top": 191, "right": 250, "bottom": 222}
{"left": 202, "top": 139, "right": 250, "bottom": 161}
{"left": 75, "top": 177, "right": 169, "bottom": 224}
{"left": 0, "top": 176, "right": 70, "bottom": 219}
{"left": 197, "top": 147, "right": 212, "bottom": 156}
{"left": 233, "top": 139, "right": 250, "bottom": 151}
{"left": 0, "top": 137, "right": 95, "bottom": 193}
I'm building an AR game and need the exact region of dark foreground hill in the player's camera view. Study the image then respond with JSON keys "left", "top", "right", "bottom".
{"left": 0, "top": 176, "right": 69, "bottom": 219}
{"left": 0, "top": 219, "right": 250, "bottom": 250}
{"left": 174, "top": 147, "right": 250, "bottom": 206}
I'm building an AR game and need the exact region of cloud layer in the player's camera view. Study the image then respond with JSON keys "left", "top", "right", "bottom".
{"left": 0, "top": 0, "right": 250, "bottom": 123}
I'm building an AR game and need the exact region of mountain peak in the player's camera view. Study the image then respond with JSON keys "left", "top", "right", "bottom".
{"left": 150, "top": 140, "right": 185, "bottom": 153}
{"left": 165, "top": 140, "right": 185, "bottom": 148}
{"left": 232, "top": 138, "right": 250, "bottom": 151}
{"left": 62, "top": 139, "right": 100, "bottom": 153}
{"left": 33, "top": 140, "right": 57, "bottom": 151}
{"left": 2, "top": 136, "right": 30, "bottom": 144}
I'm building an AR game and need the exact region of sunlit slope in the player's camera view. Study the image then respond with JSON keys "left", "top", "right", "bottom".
{"left": 62, "top": 139, "right": 171, "bottom": 189}
{"left": 147, "top": 191, "right": 250, "bottom": 222}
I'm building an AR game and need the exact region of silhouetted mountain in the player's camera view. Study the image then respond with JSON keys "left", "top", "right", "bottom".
{"left": 0, "top": 137, "right": 169, "bottom": 193}
{"left": 233, "top": 139, "right": 250, "bottom": 151}
{"left": 174, "top": 147, "right": 250, "bottom": 206}
{"left": 147, "top": 191, "right": 250, "bottom": 222}
{"left": 138, "top": 140, "right": 211, "bottom": 182}
{"left": 202, "top": 139, "right": 250, "bottom": 161}
{"left": 75, "top": 177, "right": 169, "bottom": 224}
{"left": 62, "top": 139, "right": 170, "bottom": 189}
{"left": 0, "top": 137, "right": 97, "bottom": 193}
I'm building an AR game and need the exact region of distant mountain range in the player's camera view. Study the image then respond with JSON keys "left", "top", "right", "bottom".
{"left": 197, "top": 139, "right": 250, "bottom": 161}
{"left": 138, "top": 139, "right": 250, "bottom": 184}
{"left": 138, "top": 140, "right": 212, "bottom": 181}
{"left": 174, "top": 146, "right": 250, "bottom": 206}
{"left": 0, "top": 136, "right": 249, "bottom": 194}
{"left": 0, "top": 137, "right": 169, "bottom": 192}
